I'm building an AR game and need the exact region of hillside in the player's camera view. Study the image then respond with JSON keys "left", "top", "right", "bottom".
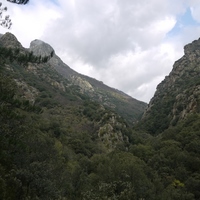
{"left": 0, "top": 32, "right": 137, "bottom": 152}
{"left": 1, "top": 33, "right": 200, "bottom": 199}
{"left": 28, "top": 34, "right": 147, "bottom": 124}
{"left": 141, "top": 38, "right": 200, "bottom": 134}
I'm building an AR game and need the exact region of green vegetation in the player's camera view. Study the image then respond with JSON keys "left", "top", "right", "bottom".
{"left": 1, "top": 38, "right": 200, "bottom": 199}
{"left": 0, "top": 46, "right": 51, "bottom": 64}
{"left": 140, "top": 64, "right": 200, "bottom": 135}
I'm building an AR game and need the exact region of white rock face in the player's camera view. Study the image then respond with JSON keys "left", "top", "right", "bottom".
{"left": 29, "top": 39, "right": 55, "bottom": 58}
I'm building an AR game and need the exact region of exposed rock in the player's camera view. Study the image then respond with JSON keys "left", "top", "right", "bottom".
{"left": 0, "top": 32, "right": 147, "bottom": 124}
{"left": 27, "top": 64, "right": 66, "bottom": 92}
{"left": 0, "top": 32, "right": 24, "bottom": 49}
{"left": 142, "top": 37, "right": 200, "bottom": 134}
{"left": 71, "top": 76, "right": 94, "bottom": 93}
{"left": 29, "top": 39, "right": 55, "bottom": 58}
{"left": 184, "top": 38, "right": 200, "bottom": 57}
{"left": 98, "top": 113, "right": 128, "bottom": 151}
{"left": 47, "top": 48, "right": 147, "bottom": 123}
{"left": 50, "top": 80, "right": 66, "bottom": 92}
{"left": 14, "top": 79, "right": 39, "bottom": 104}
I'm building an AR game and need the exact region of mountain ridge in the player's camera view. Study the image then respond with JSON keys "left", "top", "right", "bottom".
{"left": 141, "top": 37, "right": 200, "bottom": 134}
{"left": 1, "top": 32, "right": 200, "bottom": 199}
{"left": 0, "top": 32, "right": 146, "bottom": 123}
{"left": 0, "top": 32, "right": 133, "bottom": 153}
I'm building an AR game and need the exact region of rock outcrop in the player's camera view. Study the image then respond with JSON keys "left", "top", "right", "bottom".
{"left": 98, "top": 112, "right": 129, "bottom": 152}
{"left": 0, "top": 32, "right": 24, "bottom": 50}
{"left": 71, "top": 76, "right": 94, "bottom": 93}
{"left": 142, "top": 38, "right": 200, "bottom": 134}
{"left": 29, "top": 39, "right": 55, "bottom": 58}
{"left": 0, "top": 32, "right": 147, "bottom": 124}
{"left": 14, "top": 79, "right": 39, "bottom": 104}
{"left": 26, "top": 33, "right": 147, "bottom": 123}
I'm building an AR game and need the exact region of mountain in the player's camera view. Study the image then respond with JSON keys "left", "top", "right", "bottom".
{"left": 0, "top": 32, "right": 142, "bottom": 199}
{"left": 141, "top": 38, "right": 200, "bottom": 134}
{"left": 39, "top": 39, "right": 147, "bottom": 123}
{"left": 0, "top": 32, "right": 141, "bottom": 152}
{"left": 1, "top": 32, "right": 200, "bottom": 200}
{"left": 0, "top": 33, "right": 147, "bottom": 126}
{"left": 134, "top": 38, "right": 200, "bottom": 200}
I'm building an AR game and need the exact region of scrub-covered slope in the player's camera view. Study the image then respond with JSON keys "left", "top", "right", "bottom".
{"left": 141, "top": 38, "right": 200, "bottom": 134}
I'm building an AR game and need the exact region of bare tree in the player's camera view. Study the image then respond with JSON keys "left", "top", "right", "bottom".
{"left": 0, "top": 0, "right": 29, "bottom": 29}
{"left": 0, "top": 2, "right": 12, "bottom": 29}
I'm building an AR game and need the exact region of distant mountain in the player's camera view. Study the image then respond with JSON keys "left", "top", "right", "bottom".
{"left": 141, "top": 38, "right": 200, "bottom": 134}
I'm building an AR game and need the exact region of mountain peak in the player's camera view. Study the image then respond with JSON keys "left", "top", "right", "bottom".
{"left": 0, "top": 32, "right": 23, "bottom": 49}
{"left": 29, "top": 39, "right": 55, "bottom": 58}
{"left": 184, "top": 37, "right": 200, "bottom": 56}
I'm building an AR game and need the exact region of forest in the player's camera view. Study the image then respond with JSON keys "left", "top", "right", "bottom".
{"left": 0, "top": 39, "right": 200, "bottom": 200}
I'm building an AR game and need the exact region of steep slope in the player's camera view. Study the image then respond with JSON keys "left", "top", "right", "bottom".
{"left": 29, "top": 38, "right": 147, "bottom": 124}
{"left": 0, "top": 32, "right": 150, "bottom": 200}
{"left": 0, "top": 32, "right": 132, "bottom": 152}
{"left": 141, "top": 38, "right": 200, "bottom": 134}
{"left": 1, "top": 32, "right": 200, "bottom": 200}
{"left": 0, "top": 31, "right": 147, "bottom": 124}
{"left": 0, "top": 32, "right": 24, "bottom": 49}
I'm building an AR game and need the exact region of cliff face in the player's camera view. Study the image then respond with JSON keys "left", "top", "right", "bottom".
{"left": 142, "top": 38, "right": 200, "bottom": 134}
{"left": 29, "top": 39, "right": 55, "bottom": 58}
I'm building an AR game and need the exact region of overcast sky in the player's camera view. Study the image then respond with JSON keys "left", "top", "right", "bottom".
{"left": 1, "top": 0, "right": 200, "bottom": 102}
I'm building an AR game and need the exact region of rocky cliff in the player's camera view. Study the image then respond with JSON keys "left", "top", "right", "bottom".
{"left": 141, "top": 38, "right": 200, "bottom": 134}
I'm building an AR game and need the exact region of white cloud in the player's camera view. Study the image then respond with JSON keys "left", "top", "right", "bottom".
{"left": 1, "top": 0, "right": 200, "bottom": 102}
{"left": 191, "top": 6, "right": 200, "bottom": 23}
{"left": 0, "top": 0, "right": 61, "bottom": 47}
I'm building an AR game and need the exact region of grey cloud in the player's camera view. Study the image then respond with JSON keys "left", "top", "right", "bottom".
{"left": 6, "top": 0, "right": 199, "bottom": 102}
{"left": 41, "top": 0, "right": 198, "bottom": 102}
{"left": 44, "top": 0, "right": 176, "bottom": 65}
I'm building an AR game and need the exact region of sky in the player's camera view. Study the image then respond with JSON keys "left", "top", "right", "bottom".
{"left": 1, "top": 0, "right": 200, "bottom": 103}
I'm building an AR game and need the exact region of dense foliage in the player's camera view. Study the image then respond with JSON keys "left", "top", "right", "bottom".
{"left": 1, "top": 42, "right": 200, "bottom": 199}
{"left": 140, "top": 56, "right": 200, "bottom": 135}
